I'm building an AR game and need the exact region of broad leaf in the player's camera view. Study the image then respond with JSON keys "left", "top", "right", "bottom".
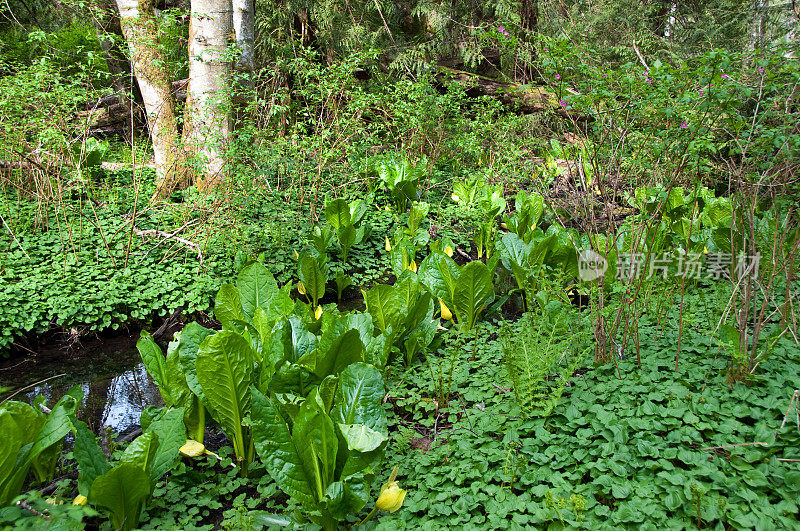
{"left": 137, "top": 332, "right": 169, "bottom": 403}
{"left": 250, "top": 387, "right": 316, "bottom": 508}
{"left": 90, "top": 463, "right": 151, "bottom": 531}
{"left": 215, "top": 283, "right": 244, "bottom": 329}
{"left": 176, "top": 322, "right": 215, "bottom": 405}
{"left": 237, "top": 262, "right": 280, "bottom": 322}
{"left": 73, "top": 420, "right": 110, "bottom": 498}
{"left": 196, "top": 331, "right": 255, "bottom": 461}
{"left": 325, "top": 198, "right": 352, "bottom": 231}
{"left": 452, "top": 261, "right": 493, "bottom": 331}
{"left": 146, "top": 408, "right": 186, "bottom": 484}
{"left": 337, "top": 424, "right": 387, "bottom": 452}
{"left": 294, "top": 399, "right": 338, "bottom": 502}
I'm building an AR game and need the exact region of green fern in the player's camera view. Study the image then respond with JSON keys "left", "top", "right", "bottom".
{"left": 500, "top": 308, "right": 589, "bottom": 417}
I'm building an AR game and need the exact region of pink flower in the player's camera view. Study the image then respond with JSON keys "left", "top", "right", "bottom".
{"left": 602, "top": 74, "right": 607, "bottom": 78}
{"left": 555, "top": 74, "right": 561, "bottom": 80}
{"left": 699, "top": 89, "right": 704, "bottom": 95}
{"left": 680, "top": 122, "right": 688, "bottom": 129}
{"left": 721, "top": 72, "right": 728, "bottom": 79}
{"left": 498, "top": 25, "right": 510, "bottom": 36}
{"left": 560, "top": 99, "right": 567, "bottom": 109}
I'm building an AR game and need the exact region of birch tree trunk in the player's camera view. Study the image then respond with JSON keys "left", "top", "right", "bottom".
{"left": 232, "top": 0, "right": 255, "bottom": 74}
{"left": 116, "top": 0, "right": 187, "bottom": 199}
{"left": 184, "top": 0, "right": 232, "bottom": 190}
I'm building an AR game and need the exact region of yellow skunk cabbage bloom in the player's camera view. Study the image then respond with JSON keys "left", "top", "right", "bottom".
{"left": 451, "top": 193, "right": 460, "bottom": 202}
{"left": 703, "top": 246, "right": 709, "bottom": 255}
{"left": 180, "top": 440, "right": 207, "bottom": 458}
{"left": 297, "top": 281, "right": 307, "bottom": 295}
{"left": 500, "top": 222, "right": 508, "bottom": 230}
{"left": 444, "top": 245, "right": 453, "bottom": 257}
{"left": 407, "top": 260, "right": 417, "bottom": 273}
{"left": 293, "top": 249, "right": 299, "bottom": 260}
{"left": 72, "top": 495, "right": 88, "bottom": 506}
{"left": 315, "top": 306, "right": 323, "bottom": 319}
{"left": 385, "top": 237, "right": 392, "bottom": 252}
{"left": 439, "top": 298, "right": 453, "bottom": 321}
{"left": 376, "top": 481, "right": 406, "bottom": 513}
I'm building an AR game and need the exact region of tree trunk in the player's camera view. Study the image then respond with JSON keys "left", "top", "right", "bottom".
{"left": 116, "top": 0, "right": 188, "bottom": 200}
{"left": 232, "top": 0, "right": 255, "bottom": 74}
{"left": 748, "top": 0, "right": 766, "bottom": 52}
{"left": 515, "top": 0, "right": 538, "bottom": 82}
{"left": 92, "top": 0, "right": 134, "bottom": 93}
{"left": 184, "top": 0, "right": 232, "bottom": 190}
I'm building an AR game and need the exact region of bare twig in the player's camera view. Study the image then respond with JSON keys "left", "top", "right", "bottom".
{"left": 1, "top": 374, "right": 66, "bottom": 404}
{"left": 632, "top": 40, "right": 650, "bottom": 71}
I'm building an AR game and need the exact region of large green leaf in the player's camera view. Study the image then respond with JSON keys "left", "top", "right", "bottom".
{"left": 137, "top": 331, "right": 170, "bottom": 404}
{"left": 338, "top": 225, "right": 356, "bottom": 263}
{"left": 362, "top": 284, "right": 402, "bottom": 334}
{"left": 337, "top": 424, "right": 387, "bottom": 452}
{"left": 325, "top": 198, "right": 352, "bottom": 231}
{"left": 250, "top": 387, "right": 316, "bottom": 508}
{"left": 146, "top": 408, "right": 186, "bottom": 484}
{"left": 26, "top": 399, "right": 75, "bottom": 465}
{"left": 299, "top": 254, "right": 327, "bottom": 305}
{"left": 196, "top": 331, "right": 255, "bottom": 461}
{"left": 331, "top": 364, "right": 387, "bottom": 479}
{"left": 498, "top": 232, "right": 531, "bottom": 290}
{"left": 0, "top": 413, "right": 23, "bottom": 506}
{"left": 164, "top": 341, "right": 201, "bottom": 440}
{"left": 331, "top": 363, "right": 387, "bottom": 434}
{"left": 294, "top": 399, "right": 338, "bottom": 502}
{"left": 90, "top": 463, "right": 151, "bottom": 531}
{"left": 73, "top": 420, "right": 110, "bottom": 498}
{"left": 214, "top": 283, "right": 244, "bottom": 329}
{"left": 237, "top": 262, "right": 281, "bottom": 322}
{"left": 323, "top": 477, "right": 370, "bottom": 522}
{"left": 176, "top": 322, "right": 215, "bottom": 406}
{"left": 119, "top": 431, "right": 158, "bottom": 474}
{"left": 309, "top": 328, "right": 364, "bottom": 379}
{"left": 452, "top": 261, "right": 493, "bottom": 331}
{"left": 418, "top": 252, "right": 455, "bottom": 307}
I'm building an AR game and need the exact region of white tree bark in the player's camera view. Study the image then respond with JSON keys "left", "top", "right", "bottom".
{"left": 748, "top": 0, "right": 767, "bottom": 52}
{"left": 232, "top": 0, "right": 255, "bottom": 74}
{"left": 116, "top": 0, "right": 187, "bottom": 199}
{"left": 185, "top": 0, "right": 232, "bottom": 189}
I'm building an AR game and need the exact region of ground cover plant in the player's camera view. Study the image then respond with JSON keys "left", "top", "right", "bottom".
{"left": 1, "top": 0, "right": 799, "bottom": 528}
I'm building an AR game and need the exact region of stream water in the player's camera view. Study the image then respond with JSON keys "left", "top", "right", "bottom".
{"left": 0, "top": 331, "right": 161, "bottom": 435}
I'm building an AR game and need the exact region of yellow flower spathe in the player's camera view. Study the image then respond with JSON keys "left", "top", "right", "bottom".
{"left": 179, "top": 440, "right": 207, "bottom": 458}
{"left": 376, "top": 481, "right": 406, "bottom": 513}
{"left": 297, "top": 281, "right": 307, "bottom": 295}
{"left": 315, "top": 306, "right": 323, "bottom": 319}
{"left": 407, "top": 260, "right": 417, "bottom": 273}
{"left": 439, "top": 298, "right": 452, "bottom": 321}
{"left": 72, "top": 495, "right": 88, "bottom": 506}
{"left": 444, "top": 245, "right": 453, "bottom": 257}
{"left": 385, "top": 237, "right": 392, "bottom": 252}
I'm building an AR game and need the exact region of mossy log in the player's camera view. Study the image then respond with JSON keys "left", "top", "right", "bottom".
{"left": 433, "top": 66, "right": 593, "bottom": 122}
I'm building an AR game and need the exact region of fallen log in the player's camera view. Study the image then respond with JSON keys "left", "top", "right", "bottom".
{"left": 432, "top": 65, "right": 593, "bottom": 122}
{"left": 77, "top": 78, "right": 188, "bottom": 135}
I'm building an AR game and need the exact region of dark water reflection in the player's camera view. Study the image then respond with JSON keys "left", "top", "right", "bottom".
{"left": 0, "top": 332, "right": 161, "bottom": 434}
